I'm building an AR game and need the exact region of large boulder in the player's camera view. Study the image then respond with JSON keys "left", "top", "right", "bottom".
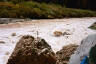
{"left": 7, "top": 35, "right": 57, "bottom": 64}
{"left": 56, "top": 44, "right": 78, "bottom": 64}
{"left": 89, "top": 22, "right": 96, "bottom": 30}
{"left": 69, "top": 34, "right": 96, "bottom": 64}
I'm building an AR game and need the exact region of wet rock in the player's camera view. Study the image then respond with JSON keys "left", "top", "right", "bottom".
{"left": 89, "top": 22, "right": 96, "bottom": 30}
{"left": 7, "top": 35, "right": 57, "bottom": 64}
{"left": 11, "top": 33, "right": 16, "bottom": 36}
{"left": 63, "top": 29, "right": 71, "bottom": 36}
{"left": 0, "top": 41, "right": 5, "bottom": 44}
{"left": 91, "top": 22, "right": 96, "bottom": 27}
{"left": 56, "top": 44, "right": 78, "bottom": 64}
{"left": 63, "top": 32, "right": 71, "bottom": 36}
{"left": 5, "top": 52, "right": 10, "bottom": 55}
{"left": 0, "top": 18, "right": 26, "bottom": 24}
{"left": 54, "top": 31, "right": 63, "bottom": 37}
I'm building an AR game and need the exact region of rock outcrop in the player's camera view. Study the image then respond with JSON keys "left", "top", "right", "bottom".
{"left": 7, "top": 35, "right": 57, "bottom": 64}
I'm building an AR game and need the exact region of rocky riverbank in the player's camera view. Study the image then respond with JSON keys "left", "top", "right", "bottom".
{"left": 0, "top": 18, "right": 95, "bottom": 64}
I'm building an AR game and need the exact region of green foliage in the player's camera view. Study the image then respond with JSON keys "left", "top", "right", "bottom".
{"left": 0, "top": 1, "right": 96, "bottom": 19}
{"left": 11, "top": 0, "right": 25, "bottom": 4}
{"left": 89, "top": 45, "right": 96, "bottom": 64}
{"left": 0, "top": 0, "right": 5, "bottom": 2}
{"left": 0, "top": 9, "right": 9, "bottom": 18}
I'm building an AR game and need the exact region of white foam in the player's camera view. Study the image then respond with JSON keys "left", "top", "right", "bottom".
{"left": 0, "top": 18, "right": 96, "bottom": 64}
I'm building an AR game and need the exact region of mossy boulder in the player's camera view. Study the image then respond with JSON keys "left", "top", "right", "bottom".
{"left": 89, "top": 22, "right": 96, "bottom": 30}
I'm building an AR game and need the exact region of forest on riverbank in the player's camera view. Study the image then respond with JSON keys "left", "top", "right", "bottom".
{"left": 0, "top": 0, "right": 96, "bottom": 19}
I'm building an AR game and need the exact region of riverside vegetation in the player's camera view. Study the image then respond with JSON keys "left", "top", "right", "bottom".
{"left": 0, "top": 0, "right": 96, "bottom": 19}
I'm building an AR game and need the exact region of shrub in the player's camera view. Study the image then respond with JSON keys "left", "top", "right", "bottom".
{"left": 0, "top": 9, "right": 10, "bottom": 18}
{"left": 11, "top": 0, "right": 25, "bottom": 4}
{"left": 0, "top": 0, "right": 6, "bottom": 2}
{"left": 0, "top": 1, "right": 96, "bottom": 19}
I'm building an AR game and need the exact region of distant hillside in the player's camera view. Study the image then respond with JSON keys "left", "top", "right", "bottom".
{"left": 0, "top": 0, "right": 96, "bottom": 11}
{"left": 0, "top": 1, "right": 96, "bottom": 18}
{"left": 32, "top": 0, "right": 96, "bottom": 11}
